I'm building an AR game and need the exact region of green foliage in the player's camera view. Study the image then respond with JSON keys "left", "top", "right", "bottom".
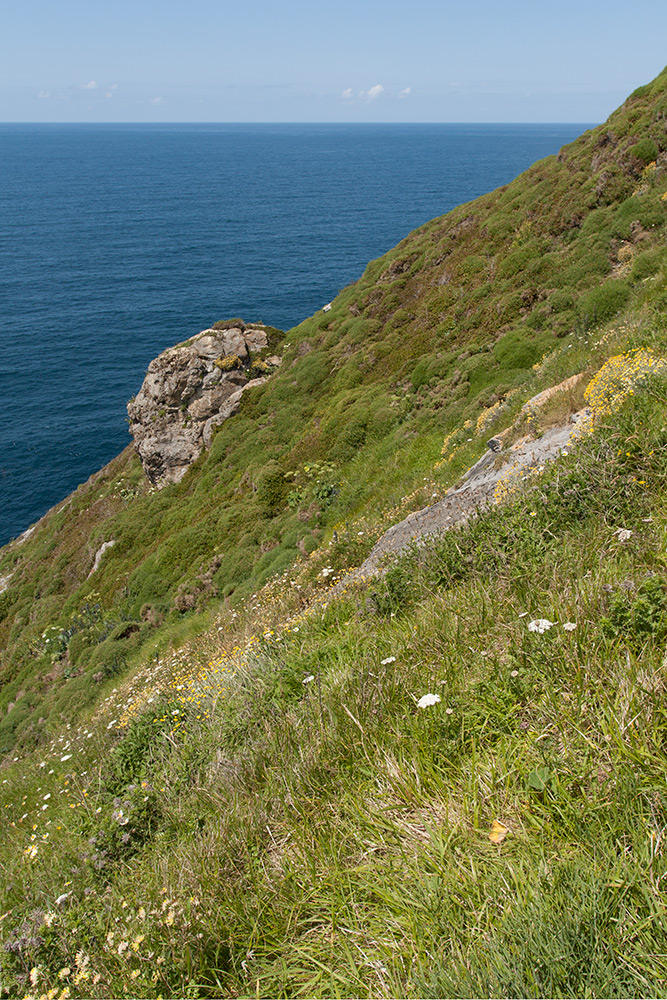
{"left": 212, "top": 318, "right": 246, "bottom": 330}
{"left": 103, "top": 703, "right": 176, "bottom": 794}
{"left": 256, "top": 460, "right": 288, "bottom": 516}
{"left": 286, "top": 461, "right": 339, "bottom": 508}
{"left": 493, "top": 329, "right": 544, "bottom": 369}
{"left": 601, "top": 575, "right": 667, "bottom": 648}
{"left": 213, "top": 354, "right": 241, "bottom": 371}
{"left": 578, "top": 279, "right": 630, "bottom": 327}
{"left": 369, "top": 558, "right": 415, "bottom": 616}
{"left": 630, "top": 137, "right": 659, "bottom": 163}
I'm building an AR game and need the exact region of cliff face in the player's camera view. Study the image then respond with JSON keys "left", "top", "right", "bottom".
{"left": 127, "top": 324, "right": 279, "bottom": 485}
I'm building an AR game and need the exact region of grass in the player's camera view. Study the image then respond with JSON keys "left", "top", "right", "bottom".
{"left": 2, "top": 65, "right": 667, "bottom": 999}
{"left": 3, "top": 367, "right": 667, "bottom": 998}
{"left": 2, "top": 66, "right": 667, "bottom": 754}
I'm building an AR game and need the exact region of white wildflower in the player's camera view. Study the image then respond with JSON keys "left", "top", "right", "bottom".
{"left": 302, "top": 675, "right": 315, "bottom": 684}
{"left": 562, "top": 622, "right": 577, "bottom": 631}
{"left": 527, "top": 619, "right": 555, "bottom": 634}
{"left": 417, "top": 693, "right": 441, "bottom": 708}
{"left": 380, "top": 656, "right": 396, "bottom": 665}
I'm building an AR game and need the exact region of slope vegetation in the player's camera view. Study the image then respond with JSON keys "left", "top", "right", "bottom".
{"left": 1, "top": 66, "right": 667, "bottom": 999}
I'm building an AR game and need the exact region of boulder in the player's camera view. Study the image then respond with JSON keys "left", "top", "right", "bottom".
{"left": 128, "top": 326, "right": 275, "bottom": 486}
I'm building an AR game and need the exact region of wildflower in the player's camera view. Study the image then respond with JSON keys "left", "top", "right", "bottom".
{"left": 58, "top": 967, "right": 71, "bottom": 980}
{"left": 380, "top": 656, "right": 396, "bottom": 665}
{"left": 417, "top": 693, "right": 441, "bottom": 708}
{"left": 60, "top": 754, "right": 72, "bottom": 762}
{"left": 445, "top": 707, "right": 454, "bottom": 715}
{"left": 510, "top": 670, "right": 519, "bottom": 677}
{"left": 613, "top": 528, "right": 633, "bottom": 542}
{"left": 30, "top": 967, "right": 40, "bottom": 986}
{"left": 527, "top": 619, "right": 554, "bottom": 633}
{"left": 302, "top": 675, "right": 315, "bottom": 684}
{"left": 132, "top": 934, "right": 145, "bottom": 951}
{"left": 562, "top": 622, "right": 577, "bottom": 631}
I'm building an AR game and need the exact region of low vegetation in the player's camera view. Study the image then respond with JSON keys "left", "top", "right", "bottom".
{"left": 1, "top": 66, "right": 667, "bottom": 999}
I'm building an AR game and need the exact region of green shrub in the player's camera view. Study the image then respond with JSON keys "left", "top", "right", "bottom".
{"left": 257, "top": 460, "right": 288, "bottom": 516}
{"left": 214, "top": 355, "right": 242, "bottom": 372}
{"left": 630, "top": 247, "right": 663, "bottom": 281}
{"left": 493, "top": 329, "right": 542, "bottom": 369}
{"left": 578, "top": 279, "right": 630, "bottom": 326}
{"left": 630, "top": 137, "right": 659, "bottom": 163}
{"left": 213, "top": 318, "right": 246, "bottom": 330}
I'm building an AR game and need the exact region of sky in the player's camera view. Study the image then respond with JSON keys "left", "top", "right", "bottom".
{"left": 1, "top": 0, "right": 666, "bottom": 124}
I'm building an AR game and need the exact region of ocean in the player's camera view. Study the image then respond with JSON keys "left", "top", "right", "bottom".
{"left": 0, "top": 122, "right": 588, "bottom": 546}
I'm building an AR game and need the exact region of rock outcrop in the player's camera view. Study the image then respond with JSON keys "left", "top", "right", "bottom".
{"left": 128, "top": 325, "right": 280, "bottom": 485}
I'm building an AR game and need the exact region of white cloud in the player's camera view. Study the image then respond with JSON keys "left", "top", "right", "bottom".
{"left": 365, "top": 83, "right": 384, "bottom": 100}
{"left": 398, "top": 86, "right": 411, "bottom": 98}
{"left": 341, "top": 87, "right": 354, "bottom": 100}
{"left": 151, "top": 96, "right": 163, "bottom": 105}
{"left": 37, "top": 90, "right": 51, "bottom": 99}
{"left": 81, "top": 80, "right": 98, "bottom": 90}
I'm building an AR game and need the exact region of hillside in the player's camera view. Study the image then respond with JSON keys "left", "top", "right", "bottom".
{"left": 1, "top": 67, "right": 667, "bottom": 998}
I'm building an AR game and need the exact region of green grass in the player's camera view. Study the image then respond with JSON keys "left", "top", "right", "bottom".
{"left": 3, "top": 371, "right": 667, "bottom": 998}
{"left": 3, "top": 65, "right": 667, "bottom": 999}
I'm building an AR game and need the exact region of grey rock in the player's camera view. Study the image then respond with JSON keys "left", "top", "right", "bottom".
{"left": 88, "top": 540, "right": 116, "bottom": 578}
{"left": 128, "top": 326, "right": 275, "bottom": 485}
{"left": 244, "top": 327, "right": 269, "bottom": 352}
{"left": 339, "top": 415, "right": 587, "bottom": 586}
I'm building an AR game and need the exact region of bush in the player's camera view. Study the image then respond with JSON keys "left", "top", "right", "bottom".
{"left": 630, "top": 137, "right": 659, "bottom": 164}
{"left": 493, "top": 329, "right": 543, "bottom": 369}
{"left": 257, "top": 460, "right": 288, "bottom": 516}
{"left": 578, "top": 279, "right": 630, "bottom": 327}
{"left": 214, "top": 355, "right": 242, "bottom": 372}
{"left": 213, "top": 318, "right": 246, "bottom": 330}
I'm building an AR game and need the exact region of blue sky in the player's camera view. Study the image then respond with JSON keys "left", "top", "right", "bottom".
{"left": 2, "top": 0, "right": 666, "bottom": 123}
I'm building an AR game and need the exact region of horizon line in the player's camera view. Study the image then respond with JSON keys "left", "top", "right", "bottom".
{"left": 0, "top": 119, "right": 596, "bottom": 126}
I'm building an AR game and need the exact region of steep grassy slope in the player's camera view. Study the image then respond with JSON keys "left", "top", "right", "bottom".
{"left": 2, "top": 345, "right": 667, "bottom": 999}
{"left": 1, "top": 71, "right": 667, "bottom": 752}
{"left": 1, "top": 67, "right": 667, "bottom": 999}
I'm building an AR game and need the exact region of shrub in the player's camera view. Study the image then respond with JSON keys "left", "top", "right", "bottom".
{"left": 578, "top": 279, "right": 630, "bottom": 327}
{"left": 257, "top": 460, "right": 288, "bottom": 516}
{"left": 214, "top": 355, "right": 242, "bottom": 372}
{"left": 630, "top": 137, "right": 659, "bottom": 164}
{"left": 213, "top": 318, "right": 246, "bottom": 330}
{"left": 493, "top": 329, "right": 543, "bottom": 369}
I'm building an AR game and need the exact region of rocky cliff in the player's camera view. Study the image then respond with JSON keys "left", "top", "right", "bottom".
{"left": 127, "top": 323, "right": 280, "bottom": 485}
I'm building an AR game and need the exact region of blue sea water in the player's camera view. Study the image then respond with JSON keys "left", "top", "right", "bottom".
{"left": 0, "top": 121, "right": 589, "bottom": 547}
